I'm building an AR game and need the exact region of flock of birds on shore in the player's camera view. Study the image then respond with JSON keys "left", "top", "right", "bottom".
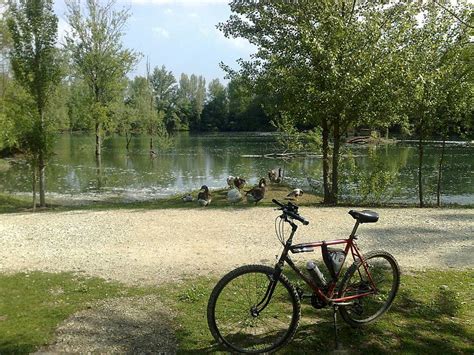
{"left": 181, "top": 168, "right": 304, "bottom": 207}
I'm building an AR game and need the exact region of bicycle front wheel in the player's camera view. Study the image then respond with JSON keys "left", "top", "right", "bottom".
{"left": 338, "top": 251, "right": 400, "bottom": 327}
{"left": 207, "top": 265, "right": 300, "bottom": 353}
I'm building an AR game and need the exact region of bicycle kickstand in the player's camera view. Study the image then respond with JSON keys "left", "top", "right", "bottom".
{"left": 332, "top": 305, "right": 342, "bottom": 351}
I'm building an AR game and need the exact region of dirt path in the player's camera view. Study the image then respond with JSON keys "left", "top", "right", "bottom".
{"left": 1, "top": 207, "right": 472, "bottom": 285}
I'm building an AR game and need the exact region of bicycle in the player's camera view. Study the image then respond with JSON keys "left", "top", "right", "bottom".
{"left": 207, "top": 199, "right": 400, "bottom": 353}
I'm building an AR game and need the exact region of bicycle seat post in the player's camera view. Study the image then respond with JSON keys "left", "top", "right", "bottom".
{"left": 350, "top": 221, "right": 360, "bottom": 238}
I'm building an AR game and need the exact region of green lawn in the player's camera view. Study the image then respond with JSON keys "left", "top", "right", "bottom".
{"left": 0, "top": 269, "right": 473, "bottom": 354}
{"left": 159, "top": 269, "right": 474, "bottom": 354}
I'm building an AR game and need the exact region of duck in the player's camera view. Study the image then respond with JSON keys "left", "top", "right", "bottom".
{"left": 246, "top": 178, "right": 266, "bottom": 205}
{"left": 227, "top": 188, "right": 242, "bottom": 203}
{"left": 286, "top": 188, "right": 304, "bottom": 200}
{"left": 181, "top": 194, "right": 194, "bottom": 202}
{"left": 226, "top": 176, "right": 235, "bottom": 189}
{"left": 197, "top": 185, "right": 212, "bottom": 206}
{"left": 234, "top": 177, "right": 246, "bottom": 190}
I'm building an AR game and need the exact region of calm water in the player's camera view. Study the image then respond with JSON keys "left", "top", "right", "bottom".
{"left": 0, "top": 132, "right": 472, "bottom": 205}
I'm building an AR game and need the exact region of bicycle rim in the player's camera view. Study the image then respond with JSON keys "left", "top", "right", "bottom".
{"left": 208, "top": 265, "right": 300, "bottom": 353}
{"left": 339, "top": 251, "right": 400, "bottom": 325}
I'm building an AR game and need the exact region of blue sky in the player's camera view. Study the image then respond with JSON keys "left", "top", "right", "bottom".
{"left": 54, "top": 0, "right": 256, "bottom": 84}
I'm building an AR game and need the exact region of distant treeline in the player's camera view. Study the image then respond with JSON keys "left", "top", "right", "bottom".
{"left": 59, "top": 70, "right": 273, "bottom": 134}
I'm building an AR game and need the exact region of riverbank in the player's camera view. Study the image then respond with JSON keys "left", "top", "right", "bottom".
{"left": 0, "top": 207, "right": 472, "bottom": 285}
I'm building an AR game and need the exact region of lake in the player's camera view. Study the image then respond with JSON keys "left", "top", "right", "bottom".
{"left": 0, "top": 132, "right": 472, "bottom": 205}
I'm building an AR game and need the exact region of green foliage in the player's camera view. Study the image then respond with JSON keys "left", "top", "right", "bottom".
{"left": 200, "top": 78, "right": 228, "bottom": 131}
{"left": 340, "top": 148, "right": 400, "bottom": 205}
{"left": 219, "top": 0, "right": 473, "bottom": 205}
{"left": 65, "top": 0, "right": 139, "bottom": 152}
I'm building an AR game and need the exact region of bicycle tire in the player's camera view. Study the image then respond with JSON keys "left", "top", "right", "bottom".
{"left": 338, "top": 250, "right": 400, "bottom": 327}
{"left": 207, "top": 264, "right": 301, "bottom": 353}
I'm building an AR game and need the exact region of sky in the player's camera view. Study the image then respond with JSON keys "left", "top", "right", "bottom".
{"left": 54, "top": 0, "right": 256, "bottom": 84}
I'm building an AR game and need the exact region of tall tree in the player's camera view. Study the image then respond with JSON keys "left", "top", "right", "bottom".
{"left": 176, "top": 73, "right": 206, "bottom": 130}
{"left": 7, "top": 0, "right": 62, "bottom": 208}
{"left": 65, "top": 0, "right": 138, "bottom": 156}
{"left": 219, "top": 1, "right": 418, "bottom": 204}
{"left": 201, "top": 78, "right": 228, "bottom": 131}
{"left": 400, "top": 2, "right": 471, "bottom": 207}
{"left": 124, "top": 75, "right": 164, "bottom": 152}
{"left": 150, "top": 65, "right": 178, "bottom": 131}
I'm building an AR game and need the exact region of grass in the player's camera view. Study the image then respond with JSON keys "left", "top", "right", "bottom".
{"left": 157, "top": 269, "right": 474, "bottom": 354}
{"left": 0, "top": 272, "right": 153, "bottom": 353}
{"left": 0, "top": 269, "right": 472, "bottom": 353}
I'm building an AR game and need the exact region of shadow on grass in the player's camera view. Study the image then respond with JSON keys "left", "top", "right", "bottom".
{"left": 288, "top": 285, "right": 472, "bottom": 354}
{"left": 172, "top": 271, "right": 473, "bottom": 354}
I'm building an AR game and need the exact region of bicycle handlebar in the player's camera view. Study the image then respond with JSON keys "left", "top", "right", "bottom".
{"left": 272, "top": 199, "right": 309, "bottom": 226}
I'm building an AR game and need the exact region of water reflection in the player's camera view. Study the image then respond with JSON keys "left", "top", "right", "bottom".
{"left": 0, "top": 132, "right": 472, "bottom": 205}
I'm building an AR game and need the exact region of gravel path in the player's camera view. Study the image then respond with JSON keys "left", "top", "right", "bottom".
{"left": 1, "top": 207, "right": 472, "bottom": 284}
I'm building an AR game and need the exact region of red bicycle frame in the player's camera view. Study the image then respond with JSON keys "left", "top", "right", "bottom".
{"left": 254, "top": 218, "right": 378, "bottom": 315}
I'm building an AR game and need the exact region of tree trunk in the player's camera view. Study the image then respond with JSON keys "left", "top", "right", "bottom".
{"left": 96, "top": 154, "right": 102, "bottom": 190}
{"left": 39, "top": 151, "right": 46, "bottom": 207}
{"left": 436, "top": 137, "right": 446, "bottom": 207}
{"left": 321, "top": 117, "right": 331, "bottom": 203}
{"left": 329, "top": 118, "right": 341, "bottom": 205}
{"left": 418, "top": 130, "right": 424, "bottom": 208}
{"left": 32, "top": 162, "right": 37, "bottom": 212}
{"left": 385, "top": 127, "right": 389, "bottom": 140}
{"left": 126, "top": 132, "right": 131, "bottom": 152}
{"left": 149, "top": 136, "right": 154, "bottom": 152}
{"left": 38, "top": 110, "right": 46, "bottom": 207}
{"left": 95, "top": 122, "right": 101, "bottom": 156}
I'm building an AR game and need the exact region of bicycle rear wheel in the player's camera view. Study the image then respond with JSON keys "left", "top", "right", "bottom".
{"left": 338, "top": 250, "right": 400, "bottom": 327}
{"left": 207, "top": 264, "right": 300, "bottom": 353}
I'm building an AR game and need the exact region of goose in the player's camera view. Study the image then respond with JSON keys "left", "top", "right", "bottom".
{"left": 197, "top": 185, "right": 212, "bottom": 206}
{"left": 268, "top": 168, "right": 283, "bottom": 183}
{"left": 227, "top": 188, "right": 242, "bottom": 203}
{"left": 286, "top": 188, "right": 304, "bottom": 200}
{"left": 181, "top": 194, "right": 193, "bottom": 202}
{"left": 268, "top": 170, "right": 277, "bottom": 183}
{"left": 226, "top": 176, "right": 235, "bottom": 188}
{"left": 246, "top": 178, "right": 266, "bottom": 205}
{"left": 275, "top": 168, "right": 283, "bottom": 183}
{"left": 234, "top": 177, "right": 246, "bottom": 190}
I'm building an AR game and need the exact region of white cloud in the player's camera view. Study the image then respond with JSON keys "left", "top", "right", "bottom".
{"left": 164, "top": 8, "right": 174, "bottom": 14}
{"left": 152, "top": 26, "right": 170, "bottom": 38}
{"left": 131, "top": 0, "right": 228, "bottom": 5}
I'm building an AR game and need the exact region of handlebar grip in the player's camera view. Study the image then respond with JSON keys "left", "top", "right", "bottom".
{"left": 272, "top": 199, "right": 284, "bottom": 207}
{"left": 287, "top": 211, "right": 310, "bottom": 225}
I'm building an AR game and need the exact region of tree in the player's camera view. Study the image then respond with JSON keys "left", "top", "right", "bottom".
{"left": 124, "top": 75, "right": 164, "bottom": 152}
{"left": 150, "top": 65, "right": 178, "bottom": 132}
{"left": 201, "top": 78, "right": 228, "bottom": 131}
{"left": 227, "top": 75, "right": 270, "bottom": 131}
{"left": 7, "top": 0, "right": 62, "bottom": 208}
{"left": 400, "top": 2, "right": 472, "bottom": 207}
{"left": 65, "top": 0, "right": 138, "bottom": 157}
{"left": 219, "top": 1, "right": 417, "bottom": 204}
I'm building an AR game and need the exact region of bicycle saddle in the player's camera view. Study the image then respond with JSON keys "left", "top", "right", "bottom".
{"left": 349, "top": 210, "right": 379, "bottom": 223}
